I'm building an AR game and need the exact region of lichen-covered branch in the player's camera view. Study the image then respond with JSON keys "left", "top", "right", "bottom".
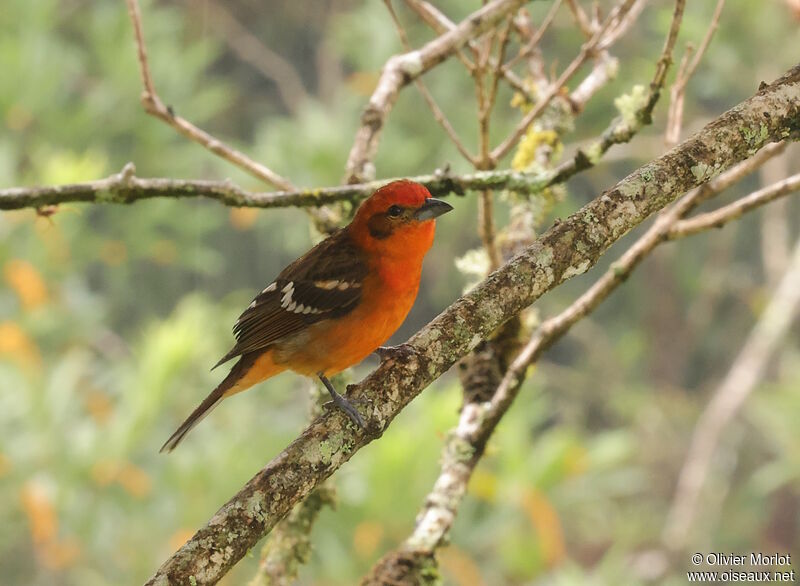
{"left": 343, "top": 0, "right": 532, "bottom": 183}
{"left": 144, "top": 64, "right": 800, "bottom": 586}
{"left": 248, "top": 486, "right": 336, "bottom": 586}
{"left": 0, "top": 165, "right": 561, "bottom": 212}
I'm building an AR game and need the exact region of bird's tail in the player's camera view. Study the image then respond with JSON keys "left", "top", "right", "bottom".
{"left": 159, "top": 386, "right": 226, "bottom": 453}
{"left": 160, "top": 351, "right": 279, "bottom": 453}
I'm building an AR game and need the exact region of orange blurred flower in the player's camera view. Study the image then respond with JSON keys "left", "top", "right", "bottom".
{"left": 521, "top": 488, "right": 565, "bottom": 567}
{"left": 4, "top": 259, "right": 48, "bottom": 310}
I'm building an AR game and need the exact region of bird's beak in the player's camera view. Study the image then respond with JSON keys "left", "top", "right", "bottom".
{"left": 415, "top": 198, "right": 453, "bottom": 221}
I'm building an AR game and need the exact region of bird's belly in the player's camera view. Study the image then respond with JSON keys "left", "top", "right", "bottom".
{"left": 276, "top": 284, "right": 417, "bottom": 376}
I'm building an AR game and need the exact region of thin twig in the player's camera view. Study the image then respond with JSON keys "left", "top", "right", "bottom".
{"left": 401, "top": 0, "right": 536, "bottom": 102}
{"left": 665, "top": 0, "right": 725, "bottom": 146}
{"left": 197, "top": 0, "right": 309, "bottom": 114}
{"left": 490, "top": 0, "right": 642, "bottom": 162}
{"left": 664, "top": 45, "right": 695, "bottom": 146}
{"left": 343, "top": 0, "right": 530, "bottom": 183}
{"left": 669, "top": 172, "right": 800, "bottom": 238}
{"left": 479, "top": 190, "right": 503, "bottom": 269}
{"left": 383, "top": 0, "right": 477, "bottom": 164}
{"left": 549, "top": 0, "right": 686, "bottom": 184}
{"left": 504, "top": 0, "right": 563, "bottom": 71}
{"left": 564, "top": 0, "right": 594, "bottom": 37}
{"left": 124, "top": 0, "right": 294, "bottom": 190}
{"left": 402, "top": 0, "right": 477, "bottom": 72}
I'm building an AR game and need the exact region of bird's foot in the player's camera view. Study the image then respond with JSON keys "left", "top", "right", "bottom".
{"left": 374, "top": 343, "right": 418, "bottom": 363}
{"left": 322, "top": 394, "right": 366, "bottom": 429}
{"left": 319, "top": 373, "right": 366, "bottom": 429}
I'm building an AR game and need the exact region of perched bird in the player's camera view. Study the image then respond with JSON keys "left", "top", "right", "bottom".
{"left": 160, "top": 180, "right": 452, "bottom": 452}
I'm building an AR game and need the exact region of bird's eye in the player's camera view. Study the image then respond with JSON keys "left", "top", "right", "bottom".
{"left": 387, "top": 205, "right": 403, "bottom": 217}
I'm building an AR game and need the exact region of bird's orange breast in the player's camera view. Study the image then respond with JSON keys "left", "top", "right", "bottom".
{"left": 274, "top": 266, "right": 422, "bottom": 376}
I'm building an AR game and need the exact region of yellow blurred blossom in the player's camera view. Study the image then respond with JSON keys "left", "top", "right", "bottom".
{"left": 150, "top": 239, "right": 178, "bottom": 265}
{"left": 0, "top": 321, "right": 42, "bottom": 371}
{"left": 4, "top": 259, "right": 48, "bottom": 310}
{"left": 90, "top": 459, "right": 152, "bottom": 498}
{"left": 117, "top": 462, "right": 152, "bottom": 498}
{"left": 84, "top": 389, "right": 114, "bottom": 425}
{"left": 168, "top": 528, "right": 196, "bottom": 552}
{"left": 468, "top": 468, "right": 498, "bottom": 503}
{"left": 0, "top": 453, "right": 11, "bottom": 477}
{"left": 40, "top": 538, "right": 81, "bottom": 570}
{"left": 20, "top": 481, "right": 81, "bottom": 569}
{"left": 229, "top": 207, "right": 259, "bottom": 230}
{"left": 100, "top": 240, "right": 128, "bottom": 266}
{"left": 352, "top": 521, "right": 384, "bottom": 558}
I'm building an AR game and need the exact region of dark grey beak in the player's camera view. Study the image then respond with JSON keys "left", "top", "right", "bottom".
{"left": 415, "top": 198, "right": 453, "bottom": 221}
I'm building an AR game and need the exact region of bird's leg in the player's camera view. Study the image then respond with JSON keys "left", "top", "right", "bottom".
{"left": 374, "top": 343, "right": 418, "bottom": 362}
{"left": 318, "top": 373, "right": 365, "bottom": 429}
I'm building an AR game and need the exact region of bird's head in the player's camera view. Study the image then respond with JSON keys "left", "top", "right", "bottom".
{"left": 349, "top": 180, "right": 452, "bottom": 258}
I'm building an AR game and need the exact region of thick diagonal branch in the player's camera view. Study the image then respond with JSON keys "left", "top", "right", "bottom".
{"left": 145, "top": 65, "right": 800, "bottom": 585}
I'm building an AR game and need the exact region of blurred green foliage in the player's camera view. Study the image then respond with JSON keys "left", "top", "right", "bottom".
{"left": 1, "top": 1, "right": 799, "bottom": 584}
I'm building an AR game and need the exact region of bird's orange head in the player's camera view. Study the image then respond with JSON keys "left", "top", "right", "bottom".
{"left": 349, "top": 180, "right": 453, "bottom": 259}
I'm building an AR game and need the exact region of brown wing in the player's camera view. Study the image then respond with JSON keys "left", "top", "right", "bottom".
{"left": 213, "top": 228, "right": 368, "bottom": 368}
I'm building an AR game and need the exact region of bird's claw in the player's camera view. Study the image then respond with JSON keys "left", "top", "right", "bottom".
{"left": 322, "top": 394, "right": 366, "bottom": 429}
{"left": 374, "top": 343, "right": 417, "bottom": 362}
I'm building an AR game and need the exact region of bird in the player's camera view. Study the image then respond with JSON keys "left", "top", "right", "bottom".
{"left": 160, "top": 180, "right": 453, "bottom": 452}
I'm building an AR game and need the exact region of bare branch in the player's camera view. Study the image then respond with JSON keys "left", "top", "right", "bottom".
{"left": 402, "top": 0, "right": 536, "bottom": 102}
{"left": 549, "top": 0, "right": 685, "bottom": 183}
{"left": 662, "top": 235, "right": 800, "bottom": 549}
{"left": 565, "top": 0, "right": 594, "bottom": 37}
{"left": 124, "top": 0, "right": 294, "bottom": 190}
{"left": 4, "top": 146, "right": 788, "bottom": 217}
{"left": 490, "top": 0, "right": 647, "bottom": 162}
{"left": 343, "top": 0, "right": 532, "bottom": 184}
{"left": 383, "top": 0, "right": 477, "bottom": 164}
{"left": 665, "top": 0, "right": 726, "bottom": 146}
{"left": 504, "top": 0, "right": 563, "bottom": 71}
{"left": 197, "top": 0, "right": 309, "bottom": 114}
{"left": 669, "top": 172, "right": 800, "bottom": 238}
{"left": 144, "top": 65, "right": 800, "bottom": 586}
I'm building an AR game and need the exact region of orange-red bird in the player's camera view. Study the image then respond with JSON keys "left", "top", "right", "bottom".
{"left": 160, "top": 180, "right": 452, "bottom": 452}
